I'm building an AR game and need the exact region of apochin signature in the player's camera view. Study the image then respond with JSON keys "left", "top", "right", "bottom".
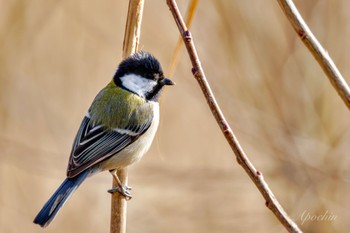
{"left": 299, "top": 210, "right": 337, "bottom": 225}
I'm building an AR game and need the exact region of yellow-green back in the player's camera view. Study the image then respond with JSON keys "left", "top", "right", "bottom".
{"left": 89, "top": 81, "right": 153, "bottom": 129}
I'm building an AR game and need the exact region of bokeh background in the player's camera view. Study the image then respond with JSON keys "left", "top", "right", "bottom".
{"left": 1, "top": 0, "right": 349, "bottom": 232}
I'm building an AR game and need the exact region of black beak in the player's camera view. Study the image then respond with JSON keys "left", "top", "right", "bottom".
{"left": 160, "top": 78, "right": 175, "bottom": 86}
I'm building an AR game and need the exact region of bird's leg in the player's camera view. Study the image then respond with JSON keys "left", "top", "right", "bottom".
{"left": 107, "top": 169, "right": 132, "bottom": 200}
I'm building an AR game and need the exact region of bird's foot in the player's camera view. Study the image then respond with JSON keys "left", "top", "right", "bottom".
{"left": 108, "top": 185, "right": 132, "bottom": 200}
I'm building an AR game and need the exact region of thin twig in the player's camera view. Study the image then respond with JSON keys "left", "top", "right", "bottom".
{"left": 167, "top": 0, "right": 199, "bottom": 77}
{"left": 166, "top": 1, "right": 302, "bottom": 232}
{"left": 110, "top": 1, "right": 144, "bottom": 233}
{"left": 277, "top": 0, "right": 350, "bottom": 110}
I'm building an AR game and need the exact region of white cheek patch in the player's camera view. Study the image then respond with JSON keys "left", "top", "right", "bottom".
{"left": 120, "top": 74, "right": 157, "bottom": 97}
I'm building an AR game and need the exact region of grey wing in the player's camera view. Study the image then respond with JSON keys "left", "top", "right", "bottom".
{"left": 66, "top": 114, "right": 152, "bottom": 177}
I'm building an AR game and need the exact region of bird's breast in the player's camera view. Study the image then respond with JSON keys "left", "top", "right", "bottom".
{"left": 100, "top": 102, "right": 160, "bottom": 170}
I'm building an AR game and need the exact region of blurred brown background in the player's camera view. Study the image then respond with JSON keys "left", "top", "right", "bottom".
{"left": 1, "top": 0, "right": 349, "bottom": 232}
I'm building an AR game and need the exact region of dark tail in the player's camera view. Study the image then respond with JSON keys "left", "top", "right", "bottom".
{"left": 33, "top": 169, "right": 90, "bottom": 227}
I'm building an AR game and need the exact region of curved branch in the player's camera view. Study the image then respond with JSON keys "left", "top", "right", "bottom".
{"left": 277, "top": 0, "right": 350, "bottom": 110}
{"left": 166, "top": 0, "right": 302, "bottom": 232}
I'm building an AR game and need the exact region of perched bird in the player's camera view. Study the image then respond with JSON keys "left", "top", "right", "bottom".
{"left": 33, "top": 51, "right": 174, "bottom": 227}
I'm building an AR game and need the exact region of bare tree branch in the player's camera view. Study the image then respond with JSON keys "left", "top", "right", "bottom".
{"left": 277, "top": 0, "right": 350, "bottom": 110}
{"left": 168, "top": 0, "right": 199, "bottom": 77}
{"left": 166, "top": 0, "right": 302, "bottom": 232}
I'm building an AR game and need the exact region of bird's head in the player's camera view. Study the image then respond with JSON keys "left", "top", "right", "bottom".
{"left": 114, "top": 51, "right": 175, "bottom": 101}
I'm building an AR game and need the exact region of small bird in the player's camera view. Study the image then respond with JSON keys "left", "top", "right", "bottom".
{"left": 33, "top": 51, "right": 174, "bottom": 227}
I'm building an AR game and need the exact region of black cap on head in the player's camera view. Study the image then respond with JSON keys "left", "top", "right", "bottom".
{"left": 114, "top": 51, "right": 163, "bottom": 80}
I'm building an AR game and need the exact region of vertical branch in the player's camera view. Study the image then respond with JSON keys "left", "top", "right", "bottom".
{"left": 110, "top": 1, "right": 144, "bottom": 233}
{"left": 122, "top": 0, "right": 145, "bottom": 58}
{"left": 277, "top": 0, "right": 350, "bottom": 110}
{"left": 110, "top": 169, "right": 128, "bottom": 233}
{"left": 166, "top": 0, "right": 302, "bottom": 232}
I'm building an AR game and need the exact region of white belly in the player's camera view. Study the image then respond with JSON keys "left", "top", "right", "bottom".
{"left": 100, "top": 102, "right": 159, "bottom": 170}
